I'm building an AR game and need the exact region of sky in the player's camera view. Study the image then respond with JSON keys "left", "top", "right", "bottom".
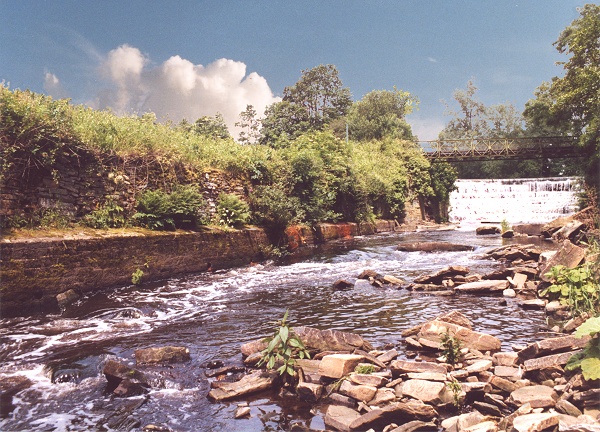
{"left": 0, "top": 1, "right": 586, "bottom": 140}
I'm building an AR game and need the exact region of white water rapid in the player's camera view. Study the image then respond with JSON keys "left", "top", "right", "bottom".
{"left": 449, "top": 177, "right": 582, "bottom": 225}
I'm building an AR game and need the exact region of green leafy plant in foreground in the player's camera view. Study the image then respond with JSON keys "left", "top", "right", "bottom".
{"left": 217, "top": 193, "right": 250, "bottom": 228}
{"left": 565, "top": 315, "right": 600, "bottom": 381}
{"left": 500, "top": 219, "right": 511, "bottom": 234}
{"left": 540, "top": 263, "right": 599, "bottom": 317}
{"left": 355, "top": 364, "right": 375, "bottom": 374}
{"left": 258, "top": 310, "right": 310, "bottom": 383}
{"left": 131, "top": 268, "right": 144, "bottom": 286}
{"left": 445, "top": 378, "right": 464, "bottom": 408}
{"left": 440, "top": 330, "right": 463, "bottom": 365}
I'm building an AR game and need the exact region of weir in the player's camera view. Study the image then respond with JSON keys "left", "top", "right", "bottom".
{"left": 449, "top": 177, "right": 582, "bottom": 225}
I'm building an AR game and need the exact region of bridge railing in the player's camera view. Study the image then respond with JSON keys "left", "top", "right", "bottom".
{"left": 419, "top": 136, "right": 580, "bottom": 161}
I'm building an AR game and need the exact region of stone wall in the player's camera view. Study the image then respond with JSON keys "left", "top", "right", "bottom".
{"left": 0, "top": 221, "right": 401, "bottom": 317}
{"left": 0, "top": 228, "right": 269, "bottom": 317}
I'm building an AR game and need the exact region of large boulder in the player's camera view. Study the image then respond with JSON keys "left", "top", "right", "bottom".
{"left": 476, "top": 225, "right": 501, "bottom": 235}
{"left": 414, "top": 266, "right": 470, "bottom": 285}
{"left": 418, "top": 320, "right": 501, "bottom": 352}
{"left": 538, "top": 240, "right": 586, "bottom": 282}
{"left": 207, "top": 370, "right": 278, "bottom": 402}
{"left": 294, "top": 326, "right": 374, "bottom": 352}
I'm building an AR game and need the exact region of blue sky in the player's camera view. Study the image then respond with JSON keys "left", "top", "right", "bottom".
{"left": 0, "top": 1, "right": 585, "bottom": 140}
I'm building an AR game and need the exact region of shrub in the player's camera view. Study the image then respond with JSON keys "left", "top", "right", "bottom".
{"left": 249, "top": 185, "right": 304, "bottom": 230}
{"left": 566, "top": 315, "right": 600, "bottom": 381}
{"left": 440, "top": 330, "right": 463, "bottom": 365}
{"left": 540, "top": 263, "right": 599, "bottom": 317}
{"left": 217, "top": 193, "right": 250, "bottom": 228}
{"left": 131, "top": 268, "right": 144, "bottom": 286}
{"left": 132, "top": 185, "right": 208, "bottom": 230}
{"left": 81, "top": 200, "right": 126, "bottom": 229}
{"left": 258, "top": 310, "right": 310, "bottom": 383}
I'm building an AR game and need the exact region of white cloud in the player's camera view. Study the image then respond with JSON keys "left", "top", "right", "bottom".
{"left": 43, "top": 72, "right": 69, "bottom": 99}
{"left": 93, "top": 44, "right": 280, "bottom": 138}
{"left": 427, "top": 57, "right": 438, "bottom": 63}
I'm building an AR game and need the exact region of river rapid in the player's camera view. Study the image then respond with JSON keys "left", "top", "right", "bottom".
{"left": 0, "top": 229, "right": 557, "bottom": 432}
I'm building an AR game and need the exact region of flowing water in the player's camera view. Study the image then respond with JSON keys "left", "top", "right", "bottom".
{"left": 450, "top": 177, "right": 582, "bottom": 225}
{"left": 0, "top": 230, "right": 557, "bottom": 432}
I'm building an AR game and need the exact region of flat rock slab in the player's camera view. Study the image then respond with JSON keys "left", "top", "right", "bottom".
{"left": 390, "top": 360, "right": 447, "bottom": 376}
{"left": 414, "top": 266, "right": 470, "bottom": 284}
{"left": 207, "top": 370, "right": 277, "bottom": 402}
{"left": 401, "top": 379, "right": 452, "bottom": 405}
{"left": 397, "top": 242, "right": 474, "bottom": 252}
{"left": 324, "top": 404, "right": 361, "bottom": 432}
{"left": 295, "top": 326, "right": 374, "bottom": 352}
{"left": 509, "top": 385, "right": 557, "bottom": 408}
{"left": 518, "top": 335, "right": 591, "bottom": 361}
{"left": 512, "top": 412, "right": 559, "bottom": 432}
{"left": 418, "top": 320, "right": 501, "bottom": 352}
{"left": 539, "top": 240, "right": 586, "bottom": 282}
{"left": 454, "top": 280, "right": 508, "bottom": 294}
{"left": 349, "top": 401, "right": 438, "bottom": 431}
{"left": 522, "top": 351, "right": 579, "bottom": 372}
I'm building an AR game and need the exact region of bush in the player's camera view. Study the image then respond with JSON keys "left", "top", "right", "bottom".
{"left": 217, "top": 193, "right": 250, "bottom": 228}
{"left": 249, "top": 185, "right": 304, "bottom": 230}
{"left": 133, "top": 185, "right": 208, "bottom": 230}
{"left": 81, "top": 200, "right": 126, "bottom": 229}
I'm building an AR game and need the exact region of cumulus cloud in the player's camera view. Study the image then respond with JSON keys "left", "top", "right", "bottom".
{"left": 408, "top": 116, "right": 446, "bottom": 141}
{"left": 93, "top": 44, "right": 280, "bottom": 138}
{"left": 43, "top": 72, "right": 69, "bottom": 99}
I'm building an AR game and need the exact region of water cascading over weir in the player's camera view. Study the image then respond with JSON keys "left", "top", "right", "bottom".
{"left": 449, "top": 177, "right": 582, "bottom": 225}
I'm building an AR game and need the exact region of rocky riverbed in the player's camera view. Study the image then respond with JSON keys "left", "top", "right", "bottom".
{"left": 90, "top": 232, "right": 599, "bottom": 432}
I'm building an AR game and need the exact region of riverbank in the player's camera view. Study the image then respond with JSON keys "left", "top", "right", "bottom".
{"left": 0, "top": 219, "right": 400, "bottom": 317}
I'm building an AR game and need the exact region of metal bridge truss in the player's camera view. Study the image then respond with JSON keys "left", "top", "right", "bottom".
{"left": 420, "top": 136, "right": 582, "bottom": 162}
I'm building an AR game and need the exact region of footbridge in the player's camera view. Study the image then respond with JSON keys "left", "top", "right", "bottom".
{"left": 420, "top": 136, "right": 581, "bottom": 162}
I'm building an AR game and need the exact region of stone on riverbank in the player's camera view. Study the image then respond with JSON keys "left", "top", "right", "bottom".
{"left": 295, "top": 326, "right": 374, "bottom": 352}
{"left": 134, "top": 346, "right": 190, "bottom": 365}
{"left": 397, "top": 242, "right": 474, "bottom": 252}
{"left": 417, "top": 320, "right": 502, "bottom": 352}
{"left": 476, "top": 225, "right": 501, "bottom": 235}
{"left": 454, "top": 279, "right": 508, "bottom": 294}
{"left": 207, "top": 370, "right": 278, "bottom": 402}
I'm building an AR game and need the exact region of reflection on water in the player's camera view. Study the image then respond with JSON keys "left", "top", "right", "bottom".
{"left": 0, "top": 230, "right": 554, "bottom": 431}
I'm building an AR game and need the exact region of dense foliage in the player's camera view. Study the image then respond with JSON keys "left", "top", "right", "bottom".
{"left": 0, "top": 82, "right": 450, "bottom": 236}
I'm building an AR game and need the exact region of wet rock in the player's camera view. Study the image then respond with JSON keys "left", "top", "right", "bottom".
{"left": 454, "top": 279, "right": 508, "bottom": 294}
{"left": 324, "top": 404, "right": 361, "bottom": 432}
{"left": 234, "top": 405, "right": 251, "bottom": 419}
{"left": 508, "top": 385, "right": 558, "bottom": 408}
{"left": 413, "top": 266, "right": 470, "bottom": 285}
{"left": 114, "top": 378, "right": 149, "bottom": 397}
{"left": 539, "top": 240, "right": 586, "bottom": 282}
{"left": 396, "top": 242, "right": 474, "bottom": 252}
{"left": 417, "top": 320, "right": 501, "bottom": 352}
{"left": 357, "top": 269, "right": 380, "bottom": 279}
{"left": 143, "top": 424, "right": 174, "bottom": 432}
{"left": 383, "top": 275, "right": 405, "bottom": 286}
{"left": 476, "top": 225, "right": 501, "bottom": 235}
{"left": 513, "top": 223, "right": 544, "bottom": 236}
{"left": 319, "top": 354, "right": 365, "bottom": 379}
{"left": 295, "top": 326, "right": 374, "bottom": 352}
{"left": 134, "top": 346, "right": 190, "bottom": 365}
{"left": 511, "top": 412, "right": 559, "bottom": 432}
{"left": 503, "top": 288, "right": 516, "bottom": 297}
{"left": 102, "top": 398, "right": 146, "bottom": 431}
{"left": 348, "top": 401, "right": 438, "bottom": 432}
{"left": 207, "top": 370, "right": 278, "bottom": 402}
{"left": 328, "top": 392, "right": 358, "bottom": 408}
{"left": 56, "top": 289, "right": 80, "bottom": 307}
{"left": 333, "top": 279, "right": 354, "bottom": 290}
{"left": 206, "top": 360, "right": 224, "bottom": 369}
{"left": 103, "top": 360, "right": 151, "bottom": 389}
{"left": 502, "top": 230, "right": 514, "bottom": 238}
{"left": 407, "top": 283, "right": 449, "bottom": 292}
{"left": 296, "top": 382, "right": 323, "bottom": 403}
{"left": 0, "top": 375, "right": 33, "bottom": 418}
{"left": 517, "top": 299, "right": 547, "bottom": 310}
{"left": 240, "top": 339, "right": 267, "bottom": 357}
{"left": 205, "top": 365, "right": 246, "bottom": 378}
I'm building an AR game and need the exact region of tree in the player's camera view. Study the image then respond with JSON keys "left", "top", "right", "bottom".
{"left": 259, "top": 100, "right": 312, "bottom": 145}
{"left": 283, "top": 64, "right": 352, "bottom": 129}
{"left": 347, "top": 88, "right": 418, "bottom": 141}
{"left": 235, "top": 104, "right": 260, "bottom": 144}
{"left": 544, "top": 4, "right": 599, "bottom": 193}
{"left": 439, "top": 80, "right": 489, "bottom": 139}
{"left": 192, "top": 113, "right": 231, "bottom": 140}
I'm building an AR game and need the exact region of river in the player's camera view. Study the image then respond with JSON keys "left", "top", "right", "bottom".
{"left": 0, "top": 229, "right": 557, "bottom": 432}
